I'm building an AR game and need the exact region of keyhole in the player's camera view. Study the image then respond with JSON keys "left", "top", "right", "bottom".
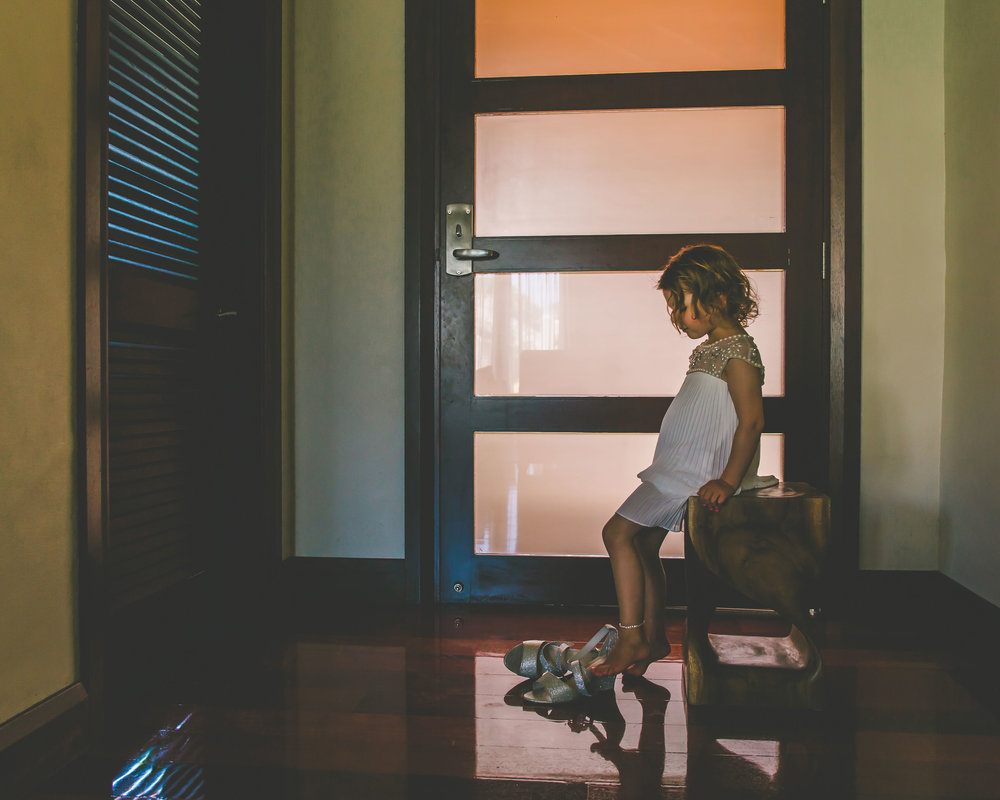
{"left": 455, "top": 223, "right": 463, "bottom": 239}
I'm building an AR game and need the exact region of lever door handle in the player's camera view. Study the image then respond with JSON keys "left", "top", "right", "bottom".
{"left": 445, "top": 203, "right": 499, "bottom": 275}
{"left": 452, "top": 248, "right": 499, "bottom": 261}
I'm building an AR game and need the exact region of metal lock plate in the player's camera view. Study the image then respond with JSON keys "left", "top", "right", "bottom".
{"left": 445, "top": 203, "right": 474, "bottom": 276}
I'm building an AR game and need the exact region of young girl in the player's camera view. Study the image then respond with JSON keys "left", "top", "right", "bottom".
{"left": 590, "top": 244, "right": 774, "bottom": 678}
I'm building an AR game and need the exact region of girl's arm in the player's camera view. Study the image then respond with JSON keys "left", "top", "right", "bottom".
{"left": 697, "top": 357, "right": 765, "bottom": 511}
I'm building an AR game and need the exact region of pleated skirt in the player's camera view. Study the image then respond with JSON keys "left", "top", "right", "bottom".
{"left": 615, "top": 480, "right": 688, "bottom": 532}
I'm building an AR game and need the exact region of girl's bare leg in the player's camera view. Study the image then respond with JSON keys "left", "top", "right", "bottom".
{"left": 625, "top": 528, "right": 672, "bottom": 676}
{"left": 591, "top": 515, "right": 654, "bottom": 676}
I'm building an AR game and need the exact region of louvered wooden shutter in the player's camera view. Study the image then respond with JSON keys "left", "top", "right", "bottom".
{"left": 106, "top": 0, "right": 208, "bottom": 610}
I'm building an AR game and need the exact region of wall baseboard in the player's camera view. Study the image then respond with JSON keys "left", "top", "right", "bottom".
{"left": 283, "top": 557, "right": 407, "bottom": 613}
{"left": 278, "top": 561, "right": 1000, "bottom": 623}
{"left": 935, "top": 570, "right": 1000, "bottom": 629}
{"left": 845, "top": 569, "right": 1000, "bottom": 637}
{"left": 0, "top": 682, "right": 89, "bottom": 798}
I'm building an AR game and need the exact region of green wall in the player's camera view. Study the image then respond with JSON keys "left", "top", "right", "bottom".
{"left": 940, "top": 0, "right": 1000, "bottom": 606}
{"left": 861, "top": 0, "right": 947, "bottom": 570}
{"left": 0, "top": 0, "right": 78, "bottom": 725}
{"left": 291, "top": 0, "right": 406, "bottom": 558}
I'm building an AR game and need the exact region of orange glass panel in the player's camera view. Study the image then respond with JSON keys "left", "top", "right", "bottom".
{"left": 475, "top": 270, "right": 784, "bottom": 397}
{"left": 475, "top": 108, "right": 785, "bottom": 236}
{"left": 476, "top": 0, "right": 785, "bottom": 78}
{"left": 475, "top": 432, "right": 784, "bottom": 557}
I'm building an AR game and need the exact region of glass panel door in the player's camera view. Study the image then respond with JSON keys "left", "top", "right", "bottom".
{"left": 437, "top": 0, "right": 826, "bottom": 604}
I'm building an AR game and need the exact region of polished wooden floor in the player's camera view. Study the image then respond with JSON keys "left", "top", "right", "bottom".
{"left": 23, "top": 603, "right": 1000, "bottom": 800}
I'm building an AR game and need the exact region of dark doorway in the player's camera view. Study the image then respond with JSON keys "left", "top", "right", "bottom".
{"left": 79, "top": 0, "right": 282, "bottom": 722}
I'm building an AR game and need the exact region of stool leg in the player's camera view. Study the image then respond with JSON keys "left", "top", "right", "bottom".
{"left": 684, "top": 538, "right": 717, "bottom": 649}
{"left": 684, "top": 530, "right": 720, "bottom": 705}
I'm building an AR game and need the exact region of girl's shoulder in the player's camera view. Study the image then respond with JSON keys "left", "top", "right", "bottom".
{"left": 688, "top": 334, "right": 764, "bottom": 383}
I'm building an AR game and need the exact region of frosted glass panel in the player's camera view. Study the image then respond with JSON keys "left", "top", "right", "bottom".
{"left": 759, "top": 434, "right": 783, "bottom": 485}
{"left": 476, "top": 0, "right": 785, "bottom": 78}
{"left": 475, "top": 108, "right": 785, "bottom": 237}
{"left": 475, "top": 433, "right": 784, "bottom": 557}
{"left": 475, "top": 270, "right": 784, "bottom": 397}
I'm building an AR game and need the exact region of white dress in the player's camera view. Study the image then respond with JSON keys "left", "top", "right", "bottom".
{"left": 616, "top": 334, "right": 777, "bottom": 532}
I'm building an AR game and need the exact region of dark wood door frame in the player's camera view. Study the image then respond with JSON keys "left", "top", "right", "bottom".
{"left": 403, "top": 0, "right": 443, "bottom": 604}
{"left": 826, "top": 0, "right": 864, "bottom": 594}
{"left": 405, "top": 0, "right": 861, "bottom": 606}
{"left": 77, "top": 0, "right": 285, "bottom": 736}
{"left": 77, "top": 0, "right": 109, "bottom": 738}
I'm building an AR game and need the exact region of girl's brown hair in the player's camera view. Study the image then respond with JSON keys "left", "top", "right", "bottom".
{"left": 656, "top": 244, "right": 759, "bottom": 330}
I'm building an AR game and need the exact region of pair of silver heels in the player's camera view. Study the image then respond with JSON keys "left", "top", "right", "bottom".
{"left": 503, "top": 624, "right": 618, "bottom": 704}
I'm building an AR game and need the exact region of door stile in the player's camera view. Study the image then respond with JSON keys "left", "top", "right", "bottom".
{"left": 783, "top": 0, "right": 829, "bottom": 487}
{"left": 438, "top": 0, "right": 478, "bottom": 602}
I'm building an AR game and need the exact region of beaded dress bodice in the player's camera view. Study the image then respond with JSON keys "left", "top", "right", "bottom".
{"left": 626, "top": 331, "right": 774, "bottom": 529}
{"left": 688, "top": 334, "right": 764, "bottom": 384}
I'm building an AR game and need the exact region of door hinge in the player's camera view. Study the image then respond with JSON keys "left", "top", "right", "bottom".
{"left": 821, "top": 241, "right": 827, "bottom": 280}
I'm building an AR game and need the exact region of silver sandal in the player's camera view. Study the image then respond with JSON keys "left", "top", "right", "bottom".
{"left": 522, "top": 625, "right": 618, "bottom": 704}
{"left": 503, "top": 623, "right": 617, "bottom": 679}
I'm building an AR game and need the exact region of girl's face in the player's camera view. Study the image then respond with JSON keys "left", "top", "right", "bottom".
{"left": 663, "top": 290, "right": 715, "bottom": 339}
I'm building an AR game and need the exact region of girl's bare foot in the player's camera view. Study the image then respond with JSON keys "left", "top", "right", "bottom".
{"left": 623, "top": 640, "right": 671, "bottom": 676}
{"left": 590, "top": 636, "right": 651, "bottom": 677}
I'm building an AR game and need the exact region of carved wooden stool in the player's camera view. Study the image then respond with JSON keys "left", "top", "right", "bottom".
{"left": 683, "top": 483, "right": 830, "bottom": 710}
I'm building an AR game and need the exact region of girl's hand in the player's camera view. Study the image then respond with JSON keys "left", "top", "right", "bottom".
{"left": 698, "top": 479, "right": 736, "bottom": 512}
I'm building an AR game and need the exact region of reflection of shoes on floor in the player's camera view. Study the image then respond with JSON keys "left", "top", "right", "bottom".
{"left": 534, "top": 696, "right": 625, "bottom": 737}
{"left": 533, "top": 705, "right": 594, "bottom": 732}
{"left": 507, "top": 679, "right": 624, "bottom": 726}
{"left": 575, "top": 691, "right": 626, "bottom": 726}
{"left": 504, "top": 679, "right": 536, "bottom": 706}
{"left": 574, "top": 698, "right": 627, "bottom": 743}
{"left": 522, "top": 627, "right": 619, "bottom": 705}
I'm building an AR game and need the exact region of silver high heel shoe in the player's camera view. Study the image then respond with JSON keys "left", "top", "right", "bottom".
{"left": 522, "top": 625, "right": 619, "bottom": 704}
{"left": 503, "top": 623, "right": 617, "bottom": 680}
